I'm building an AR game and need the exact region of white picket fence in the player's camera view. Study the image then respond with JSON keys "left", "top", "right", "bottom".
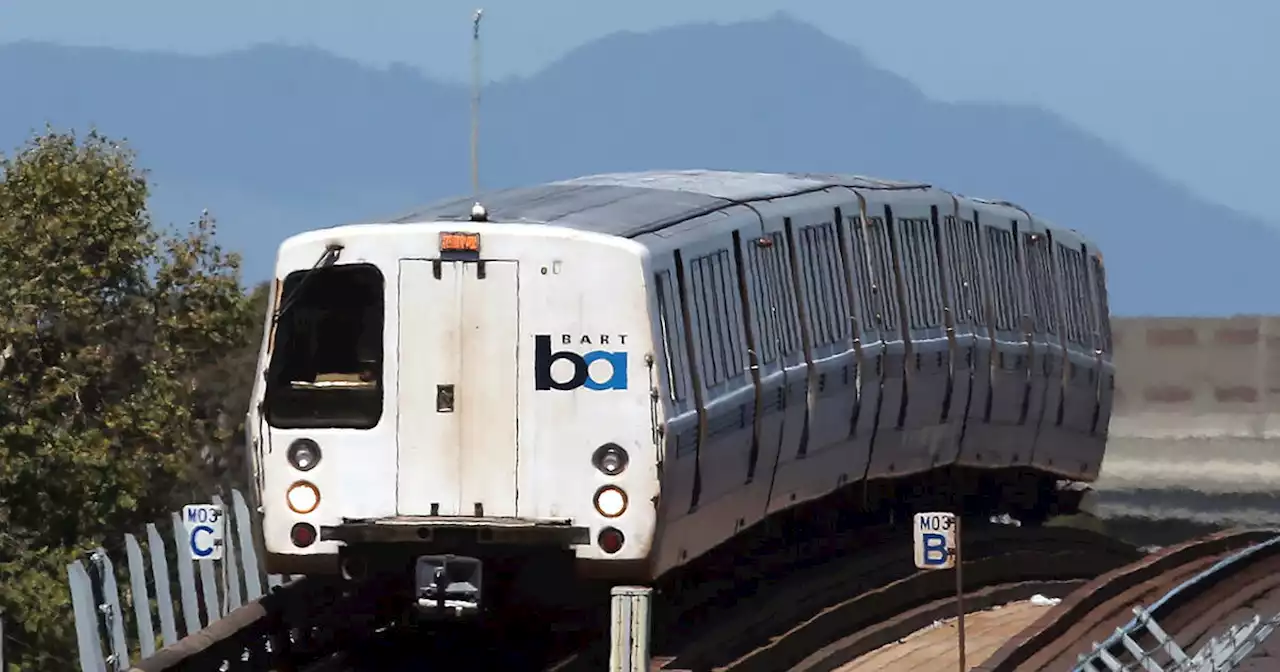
{"left": 67, "top": 489, "right": 302, "bottom": 671}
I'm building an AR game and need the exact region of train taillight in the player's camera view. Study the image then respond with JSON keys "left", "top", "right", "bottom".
{"left": 291, "top": 522, "right": 317, "bottom": 548}
{"left": 597, "top": 527, "right": 625, "bottom": 554}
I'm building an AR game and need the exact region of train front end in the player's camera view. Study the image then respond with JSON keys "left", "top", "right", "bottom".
{"left": 247, "top": 220, "right": 660, "bottom": 618}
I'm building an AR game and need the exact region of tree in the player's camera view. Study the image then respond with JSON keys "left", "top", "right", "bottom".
{"left": 0, "top": 128, "right": 258, "bottom": 670}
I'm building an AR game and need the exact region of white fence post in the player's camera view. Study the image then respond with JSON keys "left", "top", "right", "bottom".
{"left": 66, "top": 488, "right": 294, "bottom": 669}
{"left": 609, "top": 586, "right": 653, "bottom": 672}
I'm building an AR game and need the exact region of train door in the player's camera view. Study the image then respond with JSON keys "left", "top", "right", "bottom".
{"left": 841, "top": 193, "right": 885, "bottom": 469}
{"left": 946, "top": 207, "right": 992, "bottom": 466}
{"left": 886, "top": 201, "right": 955, "bottom": 474}
{"left": 1088, "top": 248, "right": 1114, "bottom": 445}
{"left": 1019, "top": 221, "right": 1062, "bottom": 466}
{"left": 958, "top": 210, "right": 1025, "bottom": 468}
{"left": 395, "top": 259, "right": 520, "bottom": 517}
{"left": 859, "top": 201, "right": 910, "bottom": 480}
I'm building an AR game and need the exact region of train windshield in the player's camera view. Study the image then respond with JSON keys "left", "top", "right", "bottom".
{"left": 264, "top": 263, "right": 385, "bottom": 429}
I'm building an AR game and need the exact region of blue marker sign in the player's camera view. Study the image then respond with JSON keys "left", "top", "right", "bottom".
{"left": 913, "top": 512, "right": 957, "bottom": 570}
{"left": 182, "top": 504, "right": 226, "bottom": 561}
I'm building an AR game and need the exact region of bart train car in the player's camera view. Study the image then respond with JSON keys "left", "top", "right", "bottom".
{"left": 245, "top": 170, "right": 1112, "bottom": 612}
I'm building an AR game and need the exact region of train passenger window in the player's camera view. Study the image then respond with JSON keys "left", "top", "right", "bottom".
{"left": 746, "top": 240, "right": 779, "bottom": 364}
{"left": 898, "top": 220, "right": 922, "bottom": 328}
{"left": 265, "top": 263, "right": 385, "bottom": 429}
{"left": 689, "top": 255, "right": 721, "bottom": 386}
{"left": 959, "top": 219, "right": 985, "bottom": 325}
{"left": 798, "top": 226, "right": 827, "bottom": 345}
{"left": 654, "top": 270, "right": 689, "bottom": 402}
{"left": 846, "top": 217, "right": 877, "bottom": 332}
{"left": 1058, "top": 246, "right": 1088, "bottom": 346}
{"left": 819, "top": 224, "right": 850, "bottom": 342}
{"left": 1022, "top": 234, "right": 1059, "bottom": 335}
{"left": 689, "top": 249, "right": 745, "bottom": 387}
{"left": 1091, "top": 256, "right": 1112, "bottom": 352}
{"left": 985, "top": 227, "right": 1019, "bottom": 331}
{"left": 899, "top": 217, "right": 940, "bottom": 329}
{"left": 866, "top": 217, "right": 899, "bottom": 331}
{"left": 798, "top": 222, "right": 848, "bottom": 346}
{"left": 715, "top": 249, "right": 747, "bottom": 378}
{"left": 1078, "top": 251, "right": 1099, "bottom": 349}
{"left": 756, "top": 231, "right": 801, "bottom": 357}
{"left": 943, "top": 217, "right": 971, "bottom": 325}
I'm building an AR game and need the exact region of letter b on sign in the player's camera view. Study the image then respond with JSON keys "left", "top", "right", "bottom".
{"left": 913, "top": 512, "right": 956, "bottom": 570}
{"left": 534, "top": 335, "right": 628, "bottom": 391}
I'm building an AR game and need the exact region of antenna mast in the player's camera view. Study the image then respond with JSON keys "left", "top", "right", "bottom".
{"left": 470, "top": 8, "right": 484, "bottom": 199}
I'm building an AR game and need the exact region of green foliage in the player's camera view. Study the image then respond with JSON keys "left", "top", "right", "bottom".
{"left": 0, "top": 127, "right": 259, "bottom": 670}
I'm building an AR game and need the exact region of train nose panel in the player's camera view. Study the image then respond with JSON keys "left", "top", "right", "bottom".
{"left": 396, "top": 259, "right": 520, "bottom": 517}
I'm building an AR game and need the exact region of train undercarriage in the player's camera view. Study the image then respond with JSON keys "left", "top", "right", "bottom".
{"left": 299, "top": 465, "right": 1087, "bottom": 632}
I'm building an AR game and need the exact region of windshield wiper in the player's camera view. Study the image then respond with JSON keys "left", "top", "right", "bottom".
{"left": 272, "top": 243, "right": 344, "bottom": 327}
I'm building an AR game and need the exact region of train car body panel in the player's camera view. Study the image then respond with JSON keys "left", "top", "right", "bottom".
{"left": 248, "top": 169, "right": 1113, "bottom": 591}
{"left": 255, "top": 223, "right": 661, "bottom": 575}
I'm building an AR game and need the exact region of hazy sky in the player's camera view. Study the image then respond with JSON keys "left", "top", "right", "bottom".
{"left": 2, "top": 0, "right": 1275, "bottom": 224}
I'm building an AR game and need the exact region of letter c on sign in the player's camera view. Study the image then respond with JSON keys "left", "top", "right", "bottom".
{"left": 191, "top": 525, "right": 215, "bottom": 558}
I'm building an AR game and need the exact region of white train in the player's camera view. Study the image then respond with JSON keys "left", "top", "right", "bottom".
{"left": 245, "top": 170, "right": 1113, "bottom": 615}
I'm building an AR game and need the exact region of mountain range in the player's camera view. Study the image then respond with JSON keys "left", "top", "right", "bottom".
{"left": 0, "top": 14, "right": 1275, "bottom": 315}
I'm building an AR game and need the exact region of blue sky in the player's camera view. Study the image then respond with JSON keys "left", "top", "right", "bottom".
{"left": 2, "top": 0, "right": 1275, "bottom": 225}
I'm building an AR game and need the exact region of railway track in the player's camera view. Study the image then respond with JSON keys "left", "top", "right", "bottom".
{"left": 980, "top": 527, "right": 1280, "bottom": 671}
{"left": 279, "top": 524, "right": 1280, "bottom": 672}
{"left": 129, "top": 477, "right": 1137, "bottom": 672}
{"left": 549, "top": 522, "right": 1139, "bottom": 672}
{"left": 130, "top": 519, "right": 1138, "bottom": 671}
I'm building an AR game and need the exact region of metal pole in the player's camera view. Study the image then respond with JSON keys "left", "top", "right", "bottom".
{"left": 470, "top": 8, "right": 484, "bottom": 198}
{"left": 609, "top": 586, "right": 653, "bottom": 672}
{"left": 955, "top": 514, "right": 967, "bottom": 671}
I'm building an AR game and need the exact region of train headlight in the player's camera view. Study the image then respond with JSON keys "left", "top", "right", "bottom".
{"left": 593, "top": 485, "right": 628, "bottom": 518}
{"left": 592, "top": 443, "right": 629, "bottom": 476}
{"left": 286, "top": 481, "right": 321, "bottom": 514}
{"left": 288, "top": 438, "right": 321, "bottom": 472}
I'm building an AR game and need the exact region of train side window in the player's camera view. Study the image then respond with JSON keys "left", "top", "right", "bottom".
{"left": 1057, "top": 246, "right": 1077, "bottom": 344}
{"left": 687, "top": 255, "right": 715, "bottom": 386}
{"left": 921, "top": 219, "right": 942, "bottom": 327}
{"left": 762, "top": 231, "right": 801, "bottom": 356}
{"left": 689, "top": 249, "right": 744, "bottom": 387}
{"left": 1077, "top": 250, "right": 1099, "bottom": 348}
{"left": 900, "top": 217, "right": 940, "bottom": 329}
{"left": 1091, "top": 255, "right": 1112, "bottom": 352}
{"left": 866, "top": 217, "right": 899, "bottom": 331}
{"left": 820, "top": 224, "right": 850, "bottom": 342}
{"left": 1022, "top": 234, "right": 1059, "bottom": 335}
{"left": 961, "top": 219, "right": 986, "bottom": 324}
{"left": 714, "top": 249, "right": 747, "bottom": 379}
{"left": 922, "top": 218, "right": 942, "bottom": 326}
{"left": 984, "top": 228, "right": 1008, "bottom": 330}
{"left": 995, "top": 228, "right": 1019, "bottom": 331}
{"left": 799, "top": 223, "right": 846, "bottom": 346}
{"left": 746, "top": 238, "right": 779, "bottom": 364}
{"left": 943, "top": 217, "right": 969, "bottom": 325}
{"left": 704, "top": 251, "right": 731, "bottom": 381}
{"left": 846, "top": 216, "right": 877, "bottom": 332}
{"left": 1058, "top": 246, "right": 1086, "bottom": 346}
{"left": 898, "top": 219, "right": 922, "bottom": 328}
{"left": 798, "top": 226, "right": 826, "bottom": 345}
{"left": 654, "top": 270, "right": 688, "bottom": 402}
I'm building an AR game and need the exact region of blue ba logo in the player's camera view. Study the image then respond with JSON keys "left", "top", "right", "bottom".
{"left": 534, "top": 334, "right": 629, "bottom": 391}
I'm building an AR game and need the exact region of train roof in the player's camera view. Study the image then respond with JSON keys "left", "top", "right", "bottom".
{"left": 388, "top": 169, "right": 930, "bottom": 239}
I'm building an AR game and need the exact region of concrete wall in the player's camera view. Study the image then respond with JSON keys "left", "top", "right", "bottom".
{"left": 1096, "top": 316, "right": 1280, "bottom": 522}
